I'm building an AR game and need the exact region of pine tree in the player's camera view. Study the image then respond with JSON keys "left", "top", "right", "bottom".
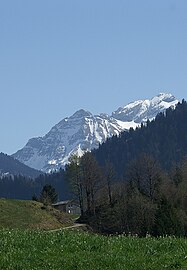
{"left": 40, "top": 184, "right": 58, "bottom": 205}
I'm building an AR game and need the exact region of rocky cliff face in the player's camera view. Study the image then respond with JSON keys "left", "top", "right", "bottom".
{"left": 13, "top": 93, "right": 178, "bottom": 172}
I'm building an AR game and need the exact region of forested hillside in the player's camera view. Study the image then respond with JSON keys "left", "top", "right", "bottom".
{"left": 0, "top": 152, "right": 41, "bottom": 178}
{"left": 0, "top": 169, "right": 70, "bottom": 200}
{"left": 64, "top": 100, "right": 187, "bottom": 236}
{"left": 94, "top": 100, "right": 187, "bottom": 177}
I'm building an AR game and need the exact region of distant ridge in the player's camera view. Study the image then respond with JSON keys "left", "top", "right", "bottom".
{"left": 13, "top": 93, "right": 179, "bottom": 172}
{"left": 0, "top": 152, "right": 41, "bottom": 178}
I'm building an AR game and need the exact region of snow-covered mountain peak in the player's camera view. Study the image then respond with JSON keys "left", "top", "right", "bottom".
{"left": 154, "top": 92, "right": 176, "bottom": 102}
{"left": 99, "top": 113, "right": 110, "bottom": 119}
{"left": 70, "top": 109, "right": 92, "bottom": 119}
{"left": 112, "top": 92, "right": 178, "bottom": 123}
{"left": 13, "top": 93, "right": 179, "bottom": 172}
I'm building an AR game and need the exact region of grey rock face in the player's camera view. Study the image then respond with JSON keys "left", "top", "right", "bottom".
{"left": 13, "top": 93, "right": 178, "bottom": 172}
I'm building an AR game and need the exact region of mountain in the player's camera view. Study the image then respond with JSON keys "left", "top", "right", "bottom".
{"left": 0, "top": 152, "right": 41, "bottom": 178}
{"left": 12, "top": 111, "right": 137, "bottom": 172}
{"left": 112, "top": 93, "right": 177, "bottom": 122}
{"left": 13, "top": 93, "right": 179, "bottom": 172}
{"left": 94, "top": 100, "right": 187, "bottom": 177}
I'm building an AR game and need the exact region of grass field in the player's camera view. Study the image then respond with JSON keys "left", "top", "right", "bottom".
{"left": 0, "top": 198, "right": 72, "bottom": 230}
{"left": 0, "top": 198, "right": 187, "bottom": 269}
{"left": 0, "top": 229, "right": 187, "bottom": 270}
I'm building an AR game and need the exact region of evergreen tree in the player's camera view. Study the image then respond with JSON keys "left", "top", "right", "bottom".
{"left": 40, "top": 184, "right": 58, "bottom": 205}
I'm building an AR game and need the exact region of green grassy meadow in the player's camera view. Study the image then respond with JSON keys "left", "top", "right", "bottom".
{"left": 0, "top": 229, "right": 187, "bottom": 270}
{"left": 0, "top": 198, "right": 72, "bottom": 230}
{"left": 0, "top": 198, "right": 187, "bottom": 269}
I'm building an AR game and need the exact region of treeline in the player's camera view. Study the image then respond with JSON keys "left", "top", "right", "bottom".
{"left": 94, "top": 100, "right": 187, "bottom": 177}
{"left": 0, "top": 169, "right": 70, "bottom": 200}
{"left": 66, "top": 152, "right": 187, "bottom": 236}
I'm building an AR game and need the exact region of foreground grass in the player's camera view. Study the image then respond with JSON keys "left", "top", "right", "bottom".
{"left": 0, "top": 230, "right": 187, "bottom": 270}
{"left": 0, "top": 198, "right": 72, "bottom": 230}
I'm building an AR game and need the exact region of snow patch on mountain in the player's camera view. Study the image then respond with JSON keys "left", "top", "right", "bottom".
{"left": 13, "top": 93, "right": 179, "bottom": 172}
{"left": 112, "top": 93, "right": 178, "bottom": 123}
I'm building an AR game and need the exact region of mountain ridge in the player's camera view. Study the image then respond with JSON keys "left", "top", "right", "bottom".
{"left": 12, "top": 93, "right": 179, "bottom": 172}
{"left": 0, "top": 152, "right": 41, "bottom": 178}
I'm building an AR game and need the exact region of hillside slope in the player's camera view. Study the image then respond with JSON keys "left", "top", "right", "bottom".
{"left": 0, "top": 152, "right": 41, "bottom": 178}
{"left": 0, "top": 198, "right": 72, "bottom": 230}
{"left": 94, "top": 100, "right": 187, "bottom": 176}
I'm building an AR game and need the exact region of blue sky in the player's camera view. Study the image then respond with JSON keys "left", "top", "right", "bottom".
{"left": 0, "top": 0, "right": 187, "bottom": 154}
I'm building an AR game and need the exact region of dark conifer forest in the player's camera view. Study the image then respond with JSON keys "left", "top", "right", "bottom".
{"left": 0, "top": 169, "right": 70, "bottom": 200}
{"left": 93, "top": 100, "right": 187, "bottom": 177}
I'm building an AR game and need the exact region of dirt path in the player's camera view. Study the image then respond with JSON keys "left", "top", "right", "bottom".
{"left": 62, "top": 223, "right": 86, "bottom": 230}
{"left": 47, "top": 223, "right": 87, "bottom": 233}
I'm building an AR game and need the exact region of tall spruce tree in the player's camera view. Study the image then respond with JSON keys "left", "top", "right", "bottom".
{"left": 40, "top": 184, "right": 58, "bottom": 205}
